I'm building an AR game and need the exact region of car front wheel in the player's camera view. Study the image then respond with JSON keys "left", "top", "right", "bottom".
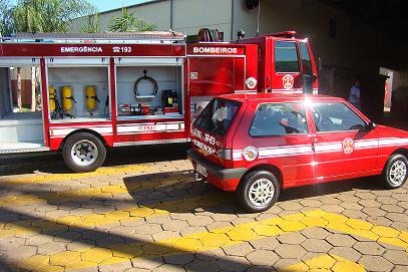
{"left": 236, "top": 170, "right": 280, "bottom": 213}
{"left": 382, "top": 154, "right": 408, "bottom": 189}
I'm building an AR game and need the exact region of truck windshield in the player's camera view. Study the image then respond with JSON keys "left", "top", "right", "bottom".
{"left": 194, "top": 99, "right": 240, "bottom": 136}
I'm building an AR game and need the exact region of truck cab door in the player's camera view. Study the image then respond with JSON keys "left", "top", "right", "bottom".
{"left": 266, "top": 39, "right": 317, "bottom": 93}
{"left": 269, "top": 40, "right": 301, "bottom": 92}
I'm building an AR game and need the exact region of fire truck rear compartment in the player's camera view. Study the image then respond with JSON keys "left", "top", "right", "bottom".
{"left": 0, "top": 66, "right": 46, "bottom": 153}
{"left": 47, "top": 66, "right": 110, "bottom": 120}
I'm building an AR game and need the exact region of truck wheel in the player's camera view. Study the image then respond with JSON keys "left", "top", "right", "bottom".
{"left": 382, "top": 154, "right": 408, "bottom": 189}
{"left": 236, "top": 170, "right": 280, "bottom": 213}
{"left": 62, "top": 132, "right": 106, "bottom": 173}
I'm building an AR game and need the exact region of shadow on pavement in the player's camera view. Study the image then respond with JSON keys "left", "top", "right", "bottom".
{"left": 0, "top": 171, "right": 392, "bottom": 270}
{"left": 0, "top": 143, "right": 189, "bottom": 176}
{"left": 279, "top": 176, "right": 387, "bottom": 202}
{"left": 123, "top": 170, "right": 388, "bottom": 215}
{"left": 0, "top": 205, "right": 275, "bottom": 272}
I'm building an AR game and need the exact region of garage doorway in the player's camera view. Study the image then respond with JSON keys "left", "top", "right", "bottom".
{"left": 380, "top": 67, "right": 394, "bottom": 112}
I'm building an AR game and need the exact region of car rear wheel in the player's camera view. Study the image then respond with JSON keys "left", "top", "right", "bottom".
{"left": 382, "top": 154, "right": 408, "bottom": 189}
{"left": 237, "top": 170, "right": 280, "bottom": 213}
{"left": 62, "top": 132, "right": 106, "bottom": 173}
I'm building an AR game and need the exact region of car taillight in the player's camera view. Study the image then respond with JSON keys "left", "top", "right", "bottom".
{"left": 216, "top": 148, "right": 232, "bottom": 160}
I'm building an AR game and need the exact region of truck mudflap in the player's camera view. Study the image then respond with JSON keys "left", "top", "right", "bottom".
{"left": 187, "top": 148, "right": 246, "bottom": 180}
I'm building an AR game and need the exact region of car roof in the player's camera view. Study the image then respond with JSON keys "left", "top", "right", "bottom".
{"left": 217, "top": 92, "right": 345, "bottom": 103}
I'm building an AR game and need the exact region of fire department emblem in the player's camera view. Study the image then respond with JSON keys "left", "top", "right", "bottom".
{"left": 342, "top": 137, "right": 354, "bottom": 155}
{"left": 282, "top": 75, "right": 294, "bottom": 90}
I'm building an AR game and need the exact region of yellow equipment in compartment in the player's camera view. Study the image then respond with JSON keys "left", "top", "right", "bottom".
{"left": 85, "top": 85, "right": 99, "bottom": 115}
{"left": 48, "top": 85, "right": 57, "bottom": 112}
{"left": 61, "top": 85, "right": 76, "bottom": 118}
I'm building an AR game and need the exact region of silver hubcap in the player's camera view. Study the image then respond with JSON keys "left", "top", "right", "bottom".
{"left": 71, "top": 140, "right": 98, "bottom": 166}
{"left": 389, "top": 160, "right": 407, "bottom": 186}
{"left": 248, "top": 178, "right": 274, "bottom": 207}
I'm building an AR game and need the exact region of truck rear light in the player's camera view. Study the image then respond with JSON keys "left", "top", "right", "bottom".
{"left": 217, "top": 148, "right": 232, "bottom": 160}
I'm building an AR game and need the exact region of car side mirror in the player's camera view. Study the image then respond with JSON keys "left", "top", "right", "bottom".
{"left": 363, "top": 121, "right": 375, "bottom": 132}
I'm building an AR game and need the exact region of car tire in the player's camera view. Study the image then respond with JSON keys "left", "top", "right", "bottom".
{"left": 382, "top": 154, "right": 408, "bottom": 189}
{"left": 62, "top": 132, "right": 106, "bottom": 173}
{"left": 236, "top": 170, "right": 280, "bottom": 213}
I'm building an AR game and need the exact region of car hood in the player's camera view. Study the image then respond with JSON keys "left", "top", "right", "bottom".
{"left": 375, "top": 124, "right": 408, "bottom": 139}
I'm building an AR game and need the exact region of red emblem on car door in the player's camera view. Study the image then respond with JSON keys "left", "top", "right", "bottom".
{"left": 343, "top": 137, "right": 354, "bottom": 155}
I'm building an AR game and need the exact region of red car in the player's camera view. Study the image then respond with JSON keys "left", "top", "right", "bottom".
{"left": 187, "top": 93, "right": 408, "bottom": 212}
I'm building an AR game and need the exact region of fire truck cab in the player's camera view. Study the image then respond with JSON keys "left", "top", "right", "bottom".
{"left": 0, "top": 31, "right": 317, "bottom": 172}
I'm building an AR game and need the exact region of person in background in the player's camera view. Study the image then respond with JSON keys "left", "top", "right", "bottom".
{"left": 348, "top": 79, "right": 362, "bottom": 110}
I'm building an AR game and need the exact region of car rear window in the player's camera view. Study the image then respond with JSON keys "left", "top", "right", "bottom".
{"left": 250, "top": 102, "right": 308, "bottom": 136}
{"left": 194, "top": 98, "right": 240, "bottom": 136}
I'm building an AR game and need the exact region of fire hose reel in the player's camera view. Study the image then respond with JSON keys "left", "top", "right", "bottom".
{"left": 134, "top": 70, "right": 158, "bottom": 99}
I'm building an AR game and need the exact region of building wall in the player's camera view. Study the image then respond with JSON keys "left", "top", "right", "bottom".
{"left": 172, "top": 0, "right": 232, "bottom": 37}
{"left": 70, "top": 0, "right": 402, "bottom": 79}
{"left": 233, "top": 0, "right": 383, "bottom": 74}
{"left": 70, "top": 1, "right": 171, "bottom": 33}
{"left": 100, "top": 1, "right": 171, "bottom": 32}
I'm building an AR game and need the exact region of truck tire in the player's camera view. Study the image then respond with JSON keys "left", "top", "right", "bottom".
{"left": 62, "top": 132, "right": 106, "bottom": 173}
{"left": 382, "top": 154, "right": 408, "bottom": 189}
{"left": 236, "top": 170, "right": 280, "bottom": 213}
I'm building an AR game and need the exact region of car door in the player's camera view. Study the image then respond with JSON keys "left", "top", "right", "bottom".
{"left": 310, "top": 101, "right": 379, "bottom": 181}
{"left": 241, "top": 101, "right": 315, "bottom": 187}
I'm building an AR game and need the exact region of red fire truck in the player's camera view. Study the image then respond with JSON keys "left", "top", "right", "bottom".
{"left": 0, "top": 31, "right": 318, "bottom": 172}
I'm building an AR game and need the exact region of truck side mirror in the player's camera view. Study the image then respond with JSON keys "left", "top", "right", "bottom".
{"left": 302, "top": 74, "right": 314, "bottom": 94}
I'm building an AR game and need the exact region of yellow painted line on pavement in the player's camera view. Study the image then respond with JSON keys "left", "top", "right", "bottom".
{"left": 18, "top": 209, "right": 408, "bottom": 271}
{"left": 0, "top": 164, "right": 149, "bottom": 185}
{"left": 280, "top": 254, "right": 366, "bottom": 272}
{"left": 0, "top": 173, "right": 181, "bottom": 207}
{"left": 0, "top": 195, "right": 224, "bottom": 239}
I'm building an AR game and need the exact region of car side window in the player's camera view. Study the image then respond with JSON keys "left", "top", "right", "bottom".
{"left": 250, "top": 103, "right": 308, "bottom": 136}
{"left": 311, "top": 102, "right": 366, "bottom": 132}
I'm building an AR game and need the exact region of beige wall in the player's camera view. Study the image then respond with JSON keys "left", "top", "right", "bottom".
{"left": 101, "top": 1, "right": 171, "bottom": 31}
{"left": 172, "top": 0, "right": 232, "bottom": 37}
{"left": 70, "top": 1, "right": 171, "bottom": 32}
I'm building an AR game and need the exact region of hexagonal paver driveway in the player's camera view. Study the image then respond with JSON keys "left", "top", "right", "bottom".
{"left": 1, "top": 150, "right": 408, "bottom": 272}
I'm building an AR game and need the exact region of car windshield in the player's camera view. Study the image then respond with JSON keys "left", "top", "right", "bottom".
{"left": 194, "top": 98, "right": 241, "bottom": 136}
